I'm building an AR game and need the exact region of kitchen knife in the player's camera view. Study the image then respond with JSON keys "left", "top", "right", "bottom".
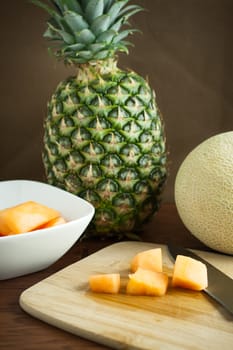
{"left": 167, "top": 245, "right": 233, "bottom": 316}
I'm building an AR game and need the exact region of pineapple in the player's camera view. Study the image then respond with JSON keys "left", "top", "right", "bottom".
{"left": 32, "top": 0, "right": 167, "bottom": 238}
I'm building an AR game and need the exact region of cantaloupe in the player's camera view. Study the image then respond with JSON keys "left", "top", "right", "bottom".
{"left": 38, "top": 215, "right": 66, "bottom": 229}
{"left": 0, "top": 201, "right": 60, "bottom": 235}
{"left": 130, "top": 248, "right": 162, "bottom": 273}
{"left": 172, "top": 255, "right": 208, "bottom": 291}
{"left": 89, "top": 273, "right": 120, "bottom": 294}
{"left": 126, "top": 267, "right": 168, "bottom": 296}
{"left": 175, "top": 131, "right": 233, "bottom": 254}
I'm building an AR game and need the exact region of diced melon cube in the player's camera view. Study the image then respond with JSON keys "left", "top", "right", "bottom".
{"left": 89, "top": 273, "right": 120, "bottom": 294}
{"left": 172, "top": 255, "right": 208, "bottom": 291}
{"left": 0, "top": 201, "right": 60, "bottom": 235}
{"left": 126, "top": 267, "right": 168, "bottom": 296}
{"left": 130, "top": 248, "right": 162, "bottom": 273}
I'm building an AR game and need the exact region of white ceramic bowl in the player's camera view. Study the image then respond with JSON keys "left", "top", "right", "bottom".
{"left": 0, "top": 180, "right": 95, "bottom": 280}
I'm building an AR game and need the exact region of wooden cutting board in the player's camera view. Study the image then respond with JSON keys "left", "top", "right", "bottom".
{"left": 19, "top": 242, "right": 233, "bottom": 350}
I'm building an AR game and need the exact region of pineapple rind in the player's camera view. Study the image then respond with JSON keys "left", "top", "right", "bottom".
{"left": 43, "top": 61, "right": 167, "bottom": 236}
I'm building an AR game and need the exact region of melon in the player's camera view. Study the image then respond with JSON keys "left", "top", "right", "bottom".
{"left": 130, "top": 248, "right": 162, "bottom": 273}
{"left": 38, "top": 216, "right": 66, "bottom": 229}
{"left": 126, "top": 268, "right": 168, "bottom": 296}
{"left": 172, "top": 255, "right": 208, "bottom": 291}
{"left": 175, "top": 131, "right": 233, "bottom": 254}
{"left": 89, "top": 273, "right": 120, "bottom": 294}
{"left": 0, "top": 201, "right": 60, "bottom": 235}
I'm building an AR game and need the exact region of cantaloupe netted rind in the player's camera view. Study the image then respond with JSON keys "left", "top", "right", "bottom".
{"left": 175, "top": 131, "right": 233, "bottom": 255}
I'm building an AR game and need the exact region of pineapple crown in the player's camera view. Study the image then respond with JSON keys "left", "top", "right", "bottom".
{"left": 31, "top": 0, "right": 143, "bottom": 65}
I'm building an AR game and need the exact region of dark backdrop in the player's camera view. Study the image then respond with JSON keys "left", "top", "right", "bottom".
{"left": 0, "top": 0, "right": 232, "bottom": 202}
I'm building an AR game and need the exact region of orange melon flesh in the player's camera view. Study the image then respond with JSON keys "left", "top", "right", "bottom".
{"left": 38, "top": 216, "right": 66, "bottom": 229}
{"left": 0, "top": 201, "right": 60, "bottom": 235}
{"left": 172, "top": 255, "right": 208, "bottom": 291}
{"left": 89, "top": 273, "right": 121, "bottom": 294}
{"left": 126, "top": 267, "right": 168, "bottom": 296}
{"left": 130, "top": 248, "right": 162, "bottom": 273}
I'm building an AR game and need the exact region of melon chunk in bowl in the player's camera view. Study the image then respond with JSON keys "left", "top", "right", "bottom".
{"left": 0, "top": 201, "right": 60, "bottom": 235}
{"left": 0, "top": 180, "right": 94, "bottom": 280}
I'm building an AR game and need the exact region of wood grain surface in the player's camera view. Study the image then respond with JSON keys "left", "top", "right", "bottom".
{"left": 19, "top": 241, "right": 233, "bottom": 350}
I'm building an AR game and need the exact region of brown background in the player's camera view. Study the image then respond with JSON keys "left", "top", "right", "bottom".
{"left": 0, "top": 0, "right": 232, "bottom": 202}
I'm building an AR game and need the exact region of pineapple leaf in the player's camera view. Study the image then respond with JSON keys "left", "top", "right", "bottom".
{"left": 64, "top": 11, "right": 89, "bottom": 32}
{"left": 30, "top": 0, "right": 54, "bottom": 16}
{"left": 31, "top": 0, "right": 69, "bottom": 33}
{"left": 115, "top": 43, "right": 129, "bottom": 54}
{"left": 120, "top": 47, "right": 129, "bottom": 54}
{"left": 46, "top": 22, "right": 75, "bottom": 44}
{"left": 80, "top": 0, "right": 88, "bottom": 11}
{"left": 76, "top": 50, "right": 93, "bottom": 60}
{"left": 85, "top": 0, "right": 104, "bottom": 24}
{"left": 57, "top": 30, "right": 75, "bottom": 44}
{"left": 93, "top": 49, "right": 110, "bottom": 60}
{"left": 103, "top": 0, "right": 115, "bottom": 12}
{"left": 96, "top": 29, "right": 116, "bottom": 44}
{"left": 118, "top": 40, "right": 134, "bottom": 49}
{"left": 120, "top": 40, "right": 134, "bottom": 47}
{"left": 50, "top": 1, "right": 63, "bottom": 15}
{"left": 44, "top": 26, "right": 61, "bottom": 40}
{"left": 63, "top": 43, "right": 86, "bottom": 52}
{"left": 88, "top": 43, "right": 106, "bottom": 53}
{"left": 48, "top": 17, "right": 74, "bottom": 35}
{"left": 109, "top": 17, "right": 124, "bottom": 32}
{"left": 112, "top": 29, "right": 138, "bottom": 44}
{"left": 107, "top": 1, "right": 128, "bottom": 24}
{"left": 119, "top": 5, "right": 144, "bottom": 22}
{"left": 52, "top": 0, "right": 83, "bottom": 15}
{"left": 75, "top": 28, "right": 95, "bottom": 44}
{"left": 91, "top": 14, "right": 111, "bottom": 36}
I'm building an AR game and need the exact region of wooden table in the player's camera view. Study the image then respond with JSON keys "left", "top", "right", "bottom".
{"left": 1, "top": 203, "right": 210, "bottom": 350}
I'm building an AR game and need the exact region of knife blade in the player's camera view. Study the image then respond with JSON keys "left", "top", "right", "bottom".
{"left": 167, "top": 244, "right": 233, "bottom": 316}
